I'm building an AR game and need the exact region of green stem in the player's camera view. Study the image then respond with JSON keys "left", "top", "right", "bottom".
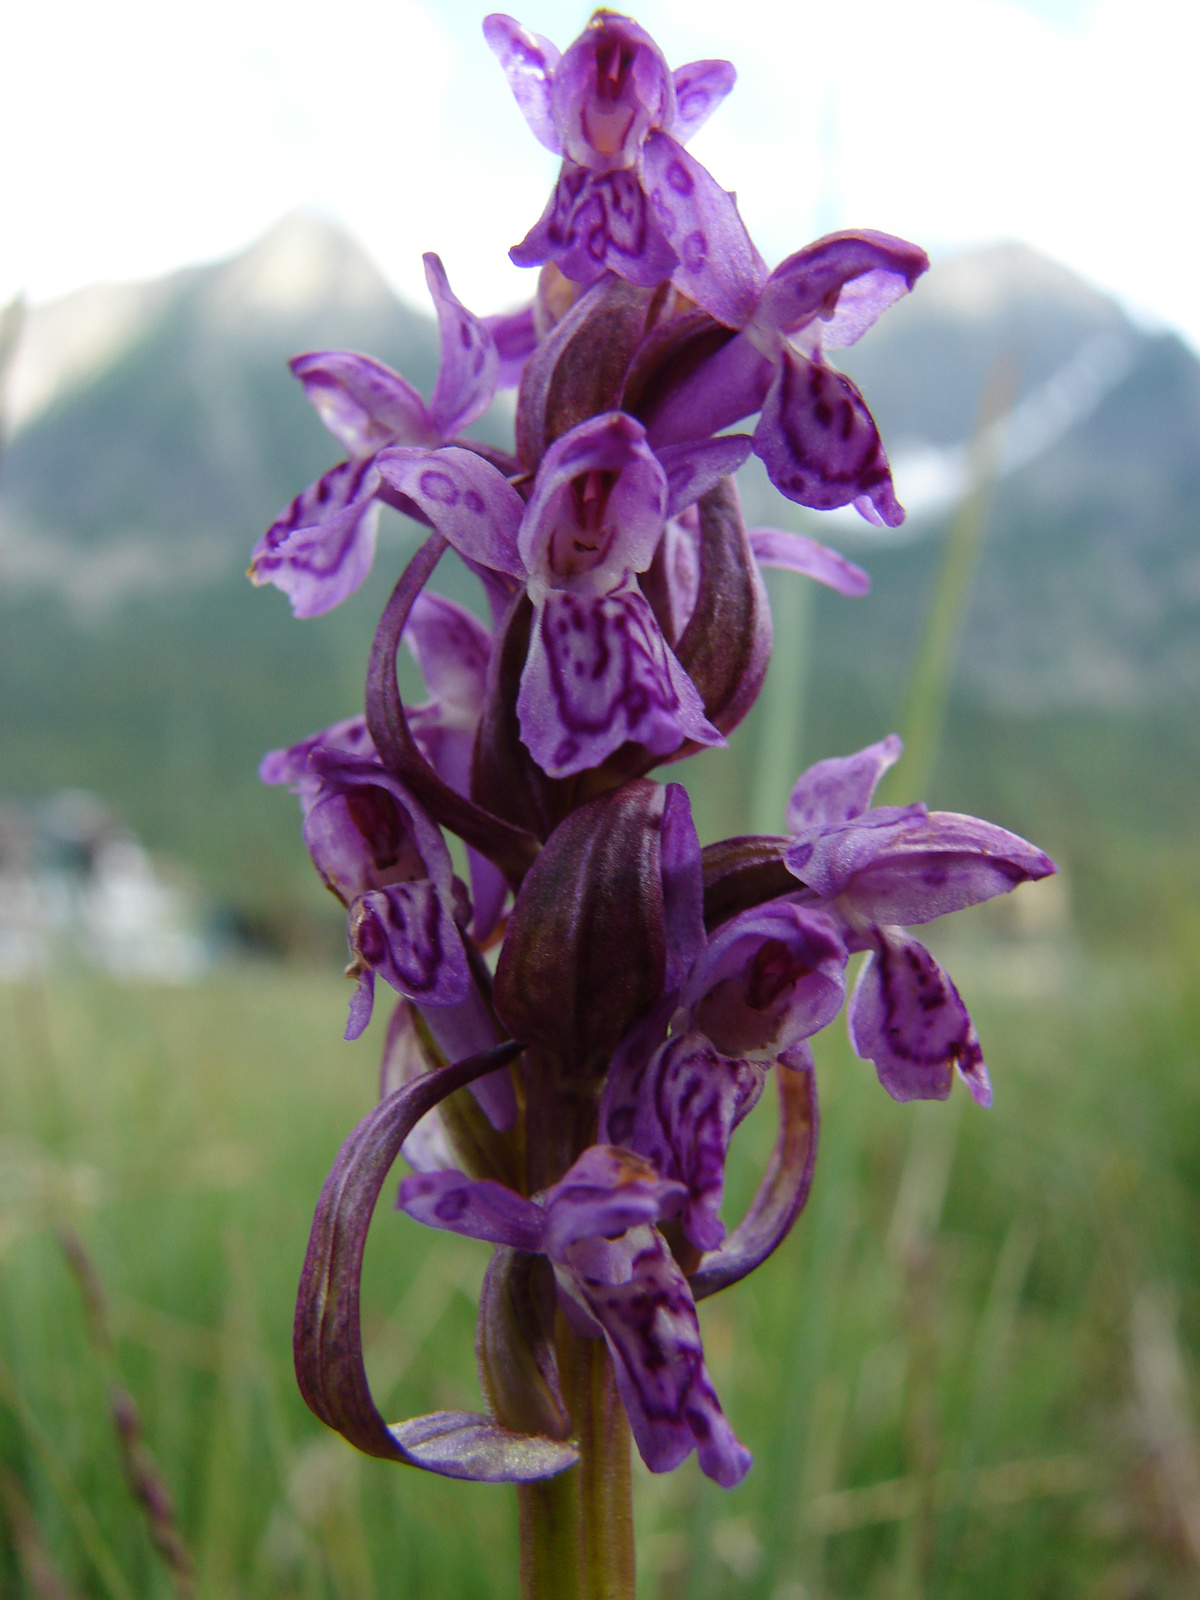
{"left": 517, "top": 1323, "right": 635, "bottom": 1600}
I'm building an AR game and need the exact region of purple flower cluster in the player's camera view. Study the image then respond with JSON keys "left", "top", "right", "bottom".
{"left": 261, "top": 12, "right": 1055, "bottom": 1498}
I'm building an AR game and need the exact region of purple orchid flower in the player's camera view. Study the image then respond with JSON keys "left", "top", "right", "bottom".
{"left": 262, "top": 716, "right": 515, "bottom": 1128}
{"left": 249, "top": 254, "right": 498, "bottom": 617}
{"left": 783, "top": 736, "right": 1057, "bottom": 1105}
{"left": 601, "top": 784, "right": 846, "bottom": 1250}
{"left": 485, "top": 12, "right": 766, "bottom": 327}
{"left": 645, "top": 230, "right": 930, "bottom": 526}
{"left": 376, "top": 412, "right": 741, "bottom": 778}
{"left": 399, "top": 1143, "right": 752, "bottom": 1486}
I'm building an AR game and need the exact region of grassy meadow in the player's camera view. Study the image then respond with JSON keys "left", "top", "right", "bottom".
{"left": 3, "top": 931, "right": 1200, "bottom": 1599}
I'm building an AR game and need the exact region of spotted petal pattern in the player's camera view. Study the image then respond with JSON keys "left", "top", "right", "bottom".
{"left": 520, "top": 579, "right": 722, "bottom": 778}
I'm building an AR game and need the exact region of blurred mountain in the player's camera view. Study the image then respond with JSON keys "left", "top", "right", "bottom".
{"left": 1, "top": 219, "right": 1197, "bottom": 931}
{"left": 828, "top": 243, "right": 1200, "bottom": 715}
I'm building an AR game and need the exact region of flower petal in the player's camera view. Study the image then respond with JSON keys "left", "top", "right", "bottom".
{"left": 670, "top": 59, "right": 736, "bottom": 144}
{"left": 791, "top": 809, "right": 1056, "bottom": 924}
{"left": 520, "top": 412, "right": 668, "bottom": 587}
{"left": 483, "top": 13, "right": 563, "bottom": 154}
{"left": 348, "top": 882, "right": 471, "bottom": 1016}
{"left": 785, "top": 735, "right": 903, "bottom": 832}
{"left": 753, "top": 349, "right": 903, "bottom": 526}
{"left": 405, "top": 591, "right": 492, "bottom": 729}
{"left": 749, "top": 528, "right": 870, "bottom": 597}
{"left": 683, "top": 902, "right": 847, "bottom": 1058}
{"left": 642, "top": 130, "right": 767, "bottom": 328}
{"left": 848, "top": 928, "right": 990, "bottom": 1106}
{"left": 418, "top": 983, "right": 518, "bottom": 1133}
{"left": 689, "top": 1047, "right": 819, "bottom": 1299}
{"left": 423, "top": 253, "right": 500, "bottom": 439}
{"left": 611, "top": 1031, "right": 765, "bottom": 1251}
{"left": 249, "top": 459, "right": 381, "bottom": 618}
{"left": 377, "top": 448, "right": 526, "bottom": 578}
{"left": 512, "top": 163, "right": 679, "bottom": 290}
{"left": 290, "top": 351, "right": 430, "bottom": 454}
{"left": 656, "top": 434, "right": 753, "bottom": 518}
{"left": 398, "top": 1169, "right": 546, "bottom": 1251}
{"left": 551, "top": 12, "right": 673, "bottom": 170}
{"left": 541, "top": 1145, "right": 687, "bottom": 1260}
{"left": 518, "top": 581, "right": 721, "bottom": 778}
{"left": 259, "top": 715, "right": 376, "bottom": 812}
{"left": 483, "top": 301, "right": 539, "bottom": 389}
{"left": 294, "top": 1042, "right": 575, "bottom": 1481}
{"left": 661, "top": 781, "right": 705, "bottom": 988}
{"left": 379, "top": 1000, "right": 459, "bottom": 1173}
{"left": 555, "top": 1225, "right": 752, "bottom": 1487}
{"left": 755, "top": 230, "right": 929, "bottom": 347}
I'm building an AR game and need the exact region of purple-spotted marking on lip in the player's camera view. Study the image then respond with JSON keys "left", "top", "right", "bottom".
{"left": 399, "top": 1144, "right": 752, "bottom": 1486}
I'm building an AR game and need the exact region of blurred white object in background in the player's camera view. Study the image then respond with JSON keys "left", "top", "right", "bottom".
{"left": 0, "top": 791, "right": 210, "bottom": 981}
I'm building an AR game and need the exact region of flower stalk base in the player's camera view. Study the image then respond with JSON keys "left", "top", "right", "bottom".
{"left": 518, "top": 1327, "right": 634, "bottom": 1600}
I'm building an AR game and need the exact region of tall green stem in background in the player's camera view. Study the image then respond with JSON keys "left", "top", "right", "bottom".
{"left": 879, "top": 358, "right": 1017, "bottom": 806}
{"left": 751, "top": 571, "right": 814, "bottom": 834}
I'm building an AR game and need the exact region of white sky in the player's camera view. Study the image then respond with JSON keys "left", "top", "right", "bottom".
{"left": 4, "top": 0, "right": 1198, "bottom": 350}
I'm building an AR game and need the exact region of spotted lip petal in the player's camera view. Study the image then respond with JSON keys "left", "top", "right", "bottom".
{"left": 518, "top": 578, "right": 722, "bottom": 778}
{"left": 346, "top": 881, "right": 472, "bottom": 1037}
{"left": 555, "top": 1225, "right": 752, "bottom": 1487}
{"left": 602, "top": 1030, "right": 765, "bottom": 1252}
{"left": 291, "top": 1042, "right": 576, "bottom": 1483}
{"left": 400, "top": 1140, "right": 747, "bottom": 1486}
{"left": 754, "top": 348, "right": 904, "bottom": 526}
{"left": 249, "top": 459, "right": 382, "bottom": 619}
{"left": 511, "top": 160, "right": 680, "bottom": 290}
{"left": 848, "top": 928, "right": 991, "bottom": 1107}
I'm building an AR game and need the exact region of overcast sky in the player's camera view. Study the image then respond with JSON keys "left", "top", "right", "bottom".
{"left": 5, "top": 0, "right": 1197, "bottom": 349}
